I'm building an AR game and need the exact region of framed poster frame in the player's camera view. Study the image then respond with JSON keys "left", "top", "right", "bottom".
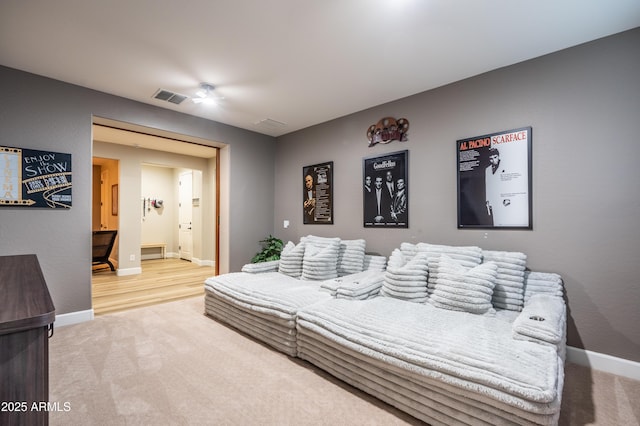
{"left": 111, "top": 184, "right": 118, "bottom": 216}
{"left": 456, "top": 126, "right": 532, "bottom": 229}
{"left": 0, "top": 145, "right": 72, "bottom": 208}
{"left": 303, "top": 161, "right": 333, "bottom": 224}
{"left": 363, "top": 150, "right": 408, "bottom": 228}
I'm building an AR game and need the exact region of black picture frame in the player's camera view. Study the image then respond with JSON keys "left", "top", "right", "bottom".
{"left": 457, "top": 126, "right": 532, "bottom": 229}
{"left": 363, "top": 150, "right": 408, "bottom": 228}
{"left": 303, "top": 161, "right": 333, "bottom": 224}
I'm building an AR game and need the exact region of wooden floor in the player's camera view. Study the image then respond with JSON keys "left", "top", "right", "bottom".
{"left": 92, "top": 258, "right": 216, "bottom": 315}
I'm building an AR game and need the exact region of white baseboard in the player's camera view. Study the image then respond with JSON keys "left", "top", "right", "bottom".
{"left": 54, "top": 309, "right": 94, "bottom": 328}
{"left": 191, "top": 257, "right": 215, "bottom": 268}
{"left": 117, "top": 267, "right": 142, "bottom": 276}
{"left": 567, "top": 346, "right": 640, "bottom": 381}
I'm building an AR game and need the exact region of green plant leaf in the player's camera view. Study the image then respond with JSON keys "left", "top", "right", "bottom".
{"left": 251, "top": 235, "right": 284, "bottom": 263}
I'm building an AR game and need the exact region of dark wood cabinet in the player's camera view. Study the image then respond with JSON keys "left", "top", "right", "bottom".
{"left": 0, "top": 254, "right": 55, "bottom": 426}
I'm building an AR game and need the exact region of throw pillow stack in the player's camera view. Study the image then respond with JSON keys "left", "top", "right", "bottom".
{"left": 429, "top": 255, "right": 498, "bottom": 315}
{"left": 482, "top": 250, "right": 527, "bottom": 311}
{"left": 278, "top": 241, "right": 306, "bottom": 278}
{"left": 337, "top": 239, "right": 366, "bottom": 277}
{"left": 380, "top": 249, "right": 429, "bottom": 303}
{"left": 414, "top": 243, "right": 483, "bottom": 295}
{"left": 300, "top": 235, "right": 341, "bottom": 281}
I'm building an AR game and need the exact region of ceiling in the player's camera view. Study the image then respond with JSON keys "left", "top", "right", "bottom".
{"left": 1, "top": 1, "right": 639, "bottom": 138}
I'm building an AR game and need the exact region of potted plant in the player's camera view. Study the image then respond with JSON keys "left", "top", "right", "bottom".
{"left": 251, "top": 235, "right": 284, "bottom": 263}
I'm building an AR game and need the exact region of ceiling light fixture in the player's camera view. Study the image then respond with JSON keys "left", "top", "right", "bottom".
{"left": 193, "top": 82, "right": 223, "bottom": 105}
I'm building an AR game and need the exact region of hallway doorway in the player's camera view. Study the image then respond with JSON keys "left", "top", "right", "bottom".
{"left": 92, "top": 157, "right": 120, "bottom": 269}
{"left": 91, "top": 119, "right": 220, "bottom": 311}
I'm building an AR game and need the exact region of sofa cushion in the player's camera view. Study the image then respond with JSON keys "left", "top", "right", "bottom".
{"left": 380, "top": 249, "right": 429, "bottom": 303}
{"left": 482, "top": 250, "right": 527, "bottom": 311}
{"left": 399, "top": 242, "right": 418, "bottom": 260}
{"left": 278, "top": 241, "right": 305, "bottom": 278}
{"left": 429, "top": 256, "right": 498, "bottom": 314}
{"left": 296, "top": 296, "right": 563, "bottom": 418}
{"left": 523, "top": 271, "right": 564, "bottom": 303}
{"left": 337, "top": 238, "right": 366, "bottom": 277}
{"left": 301, "top": 237, "right": 340, "bottom": 281}
{"left": 362, "top": 254, "right": 387, "bottom": 272}
{"left": 414, "top": 243, "right": 483, "bottom": 294}
{"left": 415, "top": 242, "right": 483, "bottom": 267}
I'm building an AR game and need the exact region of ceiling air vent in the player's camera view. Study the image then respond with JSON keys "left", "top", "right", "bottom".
{"left": 153, "top": 89, "right": 188, "bottom": 105}
{"left": 254, "top": 118, "right": 287, "bottom": 129}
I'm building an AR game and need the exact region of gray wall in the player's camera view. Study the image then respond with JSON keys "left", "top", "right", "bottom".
{"left": 274, "top": 28, "right": 640, "bottom": 362}
{"left": 0, "top": 65, "right": 276, "bottom": 315}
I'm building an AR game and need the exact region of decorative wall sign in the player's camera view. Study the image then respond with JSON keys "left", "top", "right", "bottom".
{"left": 303, "top": 161, "right": 333, "bottom": 224}
{"left": 457, "top": 127, "right": 532, "bottom": 229}
{"left": 366, "top": 117, "right": 409, "bottom": 147}
{"left": 363, "top": 150, "right": 408, "bottom": 228}
{"left": 0, "top": 145, "right": 72, "bottom": 208}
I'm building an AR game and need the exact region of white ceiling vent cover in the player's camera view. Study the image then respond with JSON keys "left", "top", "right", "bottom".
{"left": 153, "top": 89, "right": 188, "bottom": 105}
{"left": 254, "top": 118, "right": 287, "bottom": 129}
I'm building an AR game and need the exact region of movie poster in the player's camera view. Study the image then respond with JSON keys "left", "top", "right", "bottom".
{"left": 303, "top": 161, "right": 333, "bottom": 224}
{"left": 1, "top": 145, "right": 72, "bottom": 208}
{"left": 363, "top": 150, "right": 408, "bottom": 228}
{"left": 457, "top": 127, "right": 531, "bottom": 229}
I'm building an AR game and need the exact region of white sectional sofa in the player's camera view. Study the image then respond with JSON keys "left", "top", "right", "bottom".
{"left": 204, "top": 236, "right": 387, "bottom": 356}
{"left": 204, "top": 238, "right": 566, "bottom": 425}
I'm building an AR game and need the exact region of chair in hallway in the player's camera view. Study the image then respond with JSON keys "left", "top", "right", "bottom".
{"left": 92, "top": 230, "right": 118, "bottom": 271}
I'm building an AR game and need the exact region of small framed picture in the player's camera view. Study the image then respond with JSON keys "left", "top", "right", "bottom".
{"left": 111, "top": 184, "right": 118, "bottom": 216}
{"left": 303, "top": 161, "right": 333, "bottom": 224}
{"left": 363, "top": 150, "right": 408, "bottom": 228}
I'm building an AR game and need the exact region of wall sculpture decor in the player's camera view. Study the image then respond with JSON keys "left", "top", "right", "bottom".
{"left": 366, "top": 117, "right": 409, "bottom": 147}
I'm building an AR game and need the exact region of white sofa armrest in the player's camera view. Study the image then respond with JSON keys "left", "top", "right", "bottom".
{"left": 512, "top": 294, "right": 566, "bottom": 347}
{"left": 241, "top": 260, "right": 280, "bottom": 274}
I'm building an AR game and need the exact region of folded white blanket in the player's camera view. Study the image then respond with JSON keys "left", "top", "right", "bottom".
{"left": 241, "top": 260, "right": 280, "bottom": 273}
{"left": 336, "top": 288, "right": 380, "bottom": 300}
{"left": 320, "top": 270, "right": 385, "bottom": 299}
{"left": 513, "top": 295, "right": 566, "bottom": 346}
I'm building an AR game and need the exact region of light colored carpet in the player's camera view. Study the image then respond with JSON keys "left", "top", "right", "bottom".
{"left": 49, "top": 297, "right": 639, "bottom": 425}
